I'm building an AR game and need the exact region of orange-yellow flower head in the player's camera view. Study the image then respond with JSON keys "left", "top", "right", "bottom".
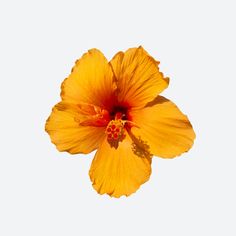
{"left": 45, "top": 46, "right": 196, "bottom": 198}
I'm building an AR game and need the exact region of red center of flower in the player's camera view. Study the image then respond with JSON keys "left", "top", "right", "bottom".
{"left": 104, "top": 105, "right": 140, "bottom": 148}
{"left": 78, "top": 103, "right": 137, "bottom": 148}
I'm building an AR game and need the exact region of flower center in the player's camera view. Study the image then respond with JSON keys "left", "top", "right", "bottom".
{"left": 106, "top": 112, "right": 126, "bottom": 148}
{"left": 106, "top": 120, "right": 124, "bottom": 140}
{"left": 110, "top": 106, "right": 128, "bottom": 120}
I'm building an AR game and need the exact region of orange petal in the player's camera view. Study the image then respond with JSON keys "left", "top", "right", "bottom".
{"left": 130, "top": 96, "right": 196, "bottom": 158}
{"left": 77, "top": 103, "right": 110, "bottom": 127}
{"left": 89, "top": 134, "right": 152, "bottom": 198}
{"left": 110, "top": 46, "right": 169, "bottom": 109}
{"left": 45, "top": 102, "right": 105, "bottom": 154}
{"left": 61, "top": 49, "right": 116, "bottom": 111}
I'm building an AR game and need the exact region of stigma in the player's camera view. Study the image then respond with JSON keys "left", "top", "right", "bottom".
{"left": 106, "top": 113, "right": 126, "bottom": 148}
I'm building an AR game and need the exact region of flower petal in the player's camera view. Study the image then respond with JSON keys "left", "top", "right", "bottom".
{"left": 89, "top": 134, "right": 152, "bottom": 198}
{"left": 130, "top": 96, "right": 196, "bottom": 158}
{"left": 61, "top": 49, "right": 116, "bottom": 111}
{"left": 45, "top": 102, "right": 105, "bottom": 154}
{"left": 110, "top": 46, "right": 169, "bottom": 109}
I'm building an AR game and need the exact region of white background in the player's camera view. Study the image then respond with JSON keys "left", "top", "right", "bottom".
{"left": 1, "top": 0, "right": 236, "bottom": 235}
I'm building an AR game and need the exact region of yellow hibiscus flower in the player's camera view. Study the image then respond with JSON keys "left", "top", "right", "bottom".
{"left": 45, "top": 46, "right": 196, "bottom": 198}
